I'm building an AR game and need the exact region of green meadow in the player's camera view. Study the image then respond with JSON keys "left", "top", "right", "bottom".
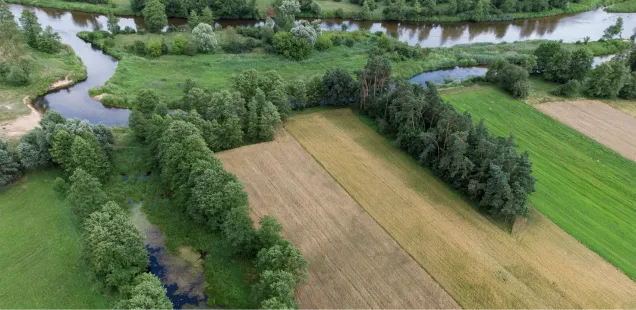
{"left": 442, "top": 86, "right": 636, "bottom": 280}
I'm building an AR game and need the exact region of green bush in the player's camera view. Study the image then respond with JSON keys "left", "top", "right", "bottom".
{"left": 6, "top": 65, "right": 30, "bottom": 86}
{"left": 331, "top": 35, "right": 343, "bottom": 46}
{"left": 148, "top": 39, "right": 162, "bottom": 57}
{"left": 272, "top": 31, "right": 312, "bottom": 60}
{"left": 184, "top": 40, "right": 198, "bottom": 56}
{"left": 344, "top": 37, "right": 355, "bottom": 47}
{"left": 314, "top": 36, "right": 333, "bottom": 51}
{"left": 133, "top": 40, "right": 147, "bottom": 56}
{"left": 549, "top": 80, "right": 580, "bottom": 97}
{"left": 171, "top": 35, "right": 187, "bottom": 55}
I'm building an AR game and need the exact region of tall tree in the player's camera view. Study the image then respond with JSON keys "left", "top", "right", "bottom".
{"left": 107, "top": 13, "right": 120, "bottom": 34}
{"left": 67, "top": 168, "right": 108, "bottom": 222}
{"left": 142, "top": 0, "right": 168, "bottom": 32}
{"left": 222, "top": 205, "right": 256, "bottom": 256}
{"left": 19, "top": 9, "right": 41, "bottom": 47}
{"left": 255, "top": 239, "right": 308, "bottom": 283}
{"left": 116, "top": 273, "right": 173, "bottom": 309}
{"left": 0, "top": 138, "right": 22, "bottom": 187}
{"left": 0, "top": 0, "right": 25, "bottom": 60}
{"left": 70, "top": 135, "right": 110, "bottom": 181}
{"left": 258, "top": 100, "right": 282, "bottom": 141}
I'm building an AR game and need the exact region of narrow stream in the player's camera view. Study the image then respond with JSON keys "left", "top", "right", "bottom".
{"left": 8, "top": 4, "right": 633, "bottom": 125}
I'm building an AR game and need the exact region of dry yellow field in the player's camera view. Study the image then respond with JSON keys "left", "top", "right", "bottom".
{"left": 285, "top": 108, "right": 636, "bottom": 309}
{"left": 216, "top": 130, "right": 459, "bottom": 309}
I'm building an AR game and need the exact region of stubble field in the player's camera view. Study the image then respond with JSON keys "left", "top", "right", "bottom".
{"left": 284, "top": 108, "right": 636, "bottom": 309}
{"left": 216, "top": 130, "right": 459, "bottom": 309}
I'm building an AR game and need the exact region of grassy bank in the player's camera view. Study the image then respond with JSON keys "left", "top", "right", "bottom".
{"left": 0, "top": 170, "right": 112, "bottom": 308}
{"left": 605, "top": 0, "right": 636, "bottom": 11}
{"left": 8, "top": 0, "right": 605, "bottom": 22}
{"left": 0, "top": 45, "right": 86, "bottom": 122}
{"left": 82, "top": 28, "right": 626, "bottom": 108}
{"left": 442, "top": 85, "right": 636, "bottom": 280}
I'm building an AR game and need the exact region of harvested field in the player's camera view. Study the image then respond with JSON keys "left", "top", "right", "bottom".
{"left": 285, "top": 108, "right": 636, "bottom": 309}
{"left": 216, "top": 130, "right": 459, "bottom": 309}
{"left": 536, "top": 100, "right": 636, "bottom": 161}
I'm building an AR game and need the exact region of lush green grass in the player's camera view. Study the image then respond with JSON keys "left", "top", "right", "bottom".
{"left": 108, "top": 129, "right": 253, "bottom": 308}
{"left": 0, "top": 170, "right": 112, "bottom": 308}
{"left": 606, "top": 0, "right": 636, "bottom": 12}
{"left": 0, "top": 46, "right": 86, "bottom": 122}
{"left": 442, "top": 86, "right": 636, "bottom": 280}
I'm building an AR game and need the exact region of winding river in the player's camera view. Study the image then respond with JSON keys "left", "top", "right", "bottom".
{"left": 7, "top": 4, "right": 635, "bottom": 125}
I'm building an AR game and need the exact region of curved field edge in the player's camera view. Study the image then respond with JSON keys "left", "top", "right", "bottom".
{"left": 284, "top": 108, "right": 636, "bottom": 308}
{"left": 216, "top": 129, "right": 459, "bottom": 308}
{"left": 6, "top": 0, "right": 604, "bottom": 22}
{"left": 0, "top": 170, "right": 112, "bottom": 308}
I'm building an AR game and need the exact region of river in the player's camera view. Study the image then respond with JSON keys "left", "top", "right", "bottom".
{"left": 7, "top": 4, "right": 634, "bottom": 125}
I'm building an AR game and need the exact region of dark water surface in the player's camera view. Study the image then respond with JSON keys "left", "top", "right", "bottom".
{"left": 8, "top": 4, "right": 634, "bottom": 125}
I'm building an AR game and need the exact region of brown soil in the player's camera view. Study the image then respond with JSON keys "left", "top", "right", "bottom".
{"left": 537, "top": 100, "right": 636, "bottom": 162}
{"left": 0, "top": 96, "right": 41, "bottom": 140}
{"left": 216, "top": 130, "right": 459, "bottom": 309}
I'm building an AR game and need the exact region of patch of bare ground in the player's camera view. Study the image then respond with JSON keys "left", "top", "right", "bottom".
{"left": 216, "top": 130, "right": 459, "bottom": 309}
{"left": 0, "top": 96, "right": 41, "bottom": 141}
{"left": 284, "top": 109, "right": 636, "bottom": 309}
{"left": 537, "top": 100, "right": 636, "bottom": 162}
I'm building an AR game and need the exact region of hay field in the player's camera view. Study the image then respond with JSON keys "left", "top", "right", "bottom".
{"left": 216, "top": 130, "right": 458, "bottom": 309}
{"left": 536, "top": 100, "right": 636, "bottom": 161}
{"left": 285, "top": 108, "right": 636, "bottom": 309}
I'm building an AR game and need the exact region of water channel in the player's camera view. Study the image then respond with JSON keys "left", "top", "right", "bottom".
{"left": 7, "top": 4, "right": 634, "bottom": 125}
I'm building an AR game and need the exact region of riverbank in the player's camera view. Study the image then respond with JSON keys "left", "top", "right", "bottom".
{"left": 77, "top": 28, "right": 629, "bottom": 109}
{"left": 7, "top": 0, "right": 607, "bottom": 22}
{"left": 0, "top": 46, "right": 86, "bottom": 140}
{"left": 605, "top": 0, "right": 636, "bottom": 11}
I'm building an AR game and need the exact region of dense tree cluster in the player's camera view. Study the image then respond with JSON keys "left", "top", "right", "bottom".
{"left": 116, "top": 273, "right": 173, "bottom": 309}
{"left": 533, "top": 42, "right": 593, "bottom": 83}
{"left": 0, "top": 138, "right": 22, "bottom": 186}
{"left": 352, "top": 56, "right": 536, "bottom": 221}
{"left": 19, "top": 9, "right": 62, "bottom": 53}
{"left": 129, "top": 85, "right": 307, "bottom": 308}
{"left": 132, "top": 0, "right": 258, "bottom": 19}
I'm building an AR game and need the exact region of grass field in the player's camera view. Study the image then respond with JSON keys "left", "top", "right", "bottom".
{"left": 606, "top": 0, "right": 636, "bottom": 12}
{"left": 0, "top": 170, "right": 111, "bottom": 308}
{"left": 442, "top": 86, "right": 636, "bottom": 279}
{"left": 285, "top": 108, "right": 636, "bottom": 308}
{"left": 216, "top": 130, "right": 458, "bottom": 309}
{"left": 0, "top": 46, "right": 85, "bottom": 122}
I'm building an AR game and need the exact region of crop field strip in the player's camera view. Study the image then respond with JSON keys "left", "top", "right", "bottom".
{"left": 216, "top": 130, "right": 459, "bottom": 309}
{"left": 536, "top": 100, "right": 636, "bottom": 162}
{"left": 285, "top": 108, "right": 636, "bottom": 308}
{"left": 442, "top": 86, "right": 636, "bottom": 280}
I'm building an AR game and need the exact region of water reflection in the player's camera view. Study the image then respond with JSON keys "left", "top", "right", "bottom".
{"left": 409, "top": 66, "right": 488, "bottom": 85}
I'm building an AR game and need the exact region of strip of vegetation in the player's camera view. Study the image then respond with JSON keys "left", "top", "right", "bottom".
{"left": 127, "top": 82, "right": 309, "bottom": 308}
{"left": 1, "top": 1, "right": 86, "bottom": 122}
{"left": 605, "top": 0, "right": 636, "bottom": 11}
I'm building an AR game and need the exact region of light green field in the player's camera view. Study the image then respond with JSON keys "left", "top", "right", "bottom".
{"left": 0, "top": 170, "right": 111, "bottom": 308}
{"left": 606, "top": 0, "right": 636, "bottom": 12}
{"left": 442, "top": 86, "right": 636, "bottom": 280}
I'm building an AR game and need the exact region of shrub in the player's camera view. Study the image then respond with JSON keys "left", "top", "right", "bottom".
{"left": 331, "top": 35, "right": 343, "bottom": 46}
{"left": 147, "top": 39, "right": 162, "bottom": 57}
{"left": 272, "top": 31, "right": 312, "bottom": 60}
{"left": 116, "top": 273, "right": 173, "bottom": 309}
{"left": 549, "top": 80, "right": 580, "bottom": 97}
{"left": 344, "top": 37, "right": 355, "bottom": 47}
{"left": 314, "top": 36, "right": 332, "bottom": 51}
{"left": 6, "top": 65, "right": 30, "bottom": 86}
{"left": 222, "top": 206, "right": 256, "bottom": 256}
{"left": 184, "top": 40, "right": 198, "bottom": 56}
{"left": 251, "top": 270, "right": 297, "bottom": 309}
{"left": 17, "top": 128, "right": 49, "bottom": 169}
{"left": 335, "top": 8, "right": 345, "bottom": 18}
{"left": 499, "top": 64, "right": 530, "bottom": 99}
{"left": 0, "top": 139, "right": 22, "bottom": 187}
{"left": 171, "top": 35, "right": 187, "bottom": 55}
{"left": 620, "top": 72, "right": 636, "bottom": 99}
{"left": 142, "top": 0, "right": 167, "bottom": 32}
{"left": 585, "top": 61, "right": 630, "bottom": 98}
{"left": 133, "top": 40, "right": 147, "bottom": 56}
{"left": 310, "top": 2, "right": 322, "bottom": 14}
{"left": 36, "top": 26, "right": 62, "bottom": 53}
{"left": 52, "top": 177, "right": 68, "bottom": 196}
{"left": 83, "top": 201, "right": 148, "bottom": 290}
{"left": 323, "top": 68, "right": 357, "bottom": 105}
{"left": 67, "top": 168, "right": 108, "bottom": 222}
{"left": 192, "top": 23, "right": 218, "bottom": 53}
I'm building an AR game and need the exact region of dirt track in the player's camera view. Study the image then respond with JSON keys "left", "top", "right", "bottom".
{"left": 217, "top": 130, "right": 459, "bottom": 309}
{"left": 537, "top": 100, "right": 636, "bottom": 161}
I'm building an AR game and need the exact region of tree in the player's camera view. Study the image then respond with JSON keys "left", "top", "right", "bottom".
{"left": 107, "top": 13, "right": 120, "bottom": 34}
{"left": 142, "top": 0, "right": 168, "bottom": 33}
{"left": 201, "top": 6, "right": 215, "bottom": 26}
{"left": 357, "top": 55, "right": 391, "bottom": 112}
{"left": 544, "top": 48, "right": 572, "bottom": 83}
{"left": 222, "top": 205, "right": 256, "bottom": 256}
{"left": 83, "top": 201, "right": 148, "bottom": 290}
{"left": 171, "top": 34, "right": 187, "bottom": 55}
{"left": 620, "top": 72, "right": 636, "bottom": 99}
{"left": 116, "top": 273, "right": 172, "bottom": 309}
{"left": 421, "top": 0, "right": 436, "bottom": 16}
{"left": 585, "top": 61, "right": 630, "bottom": 98}
{"left": 192, "top": 23, "right": 218, "bottom": 53}
{"left": 549, "top": 79, "right": 580, "bottom": 97}
{"left": 290, "top": 20, "right": 318, "bottom": 45}
{"left": 272, "top": 31, "right": 312, "bottom": 60}
{"left": 0, "top": 138, "right": 22, "bottom": 187}
{"left": 256, "top": 240, "right": 308, "bottom": 283}
{"left": 251, "top": 270, "right": 297, "bottom": 309}
{"left": 0, "top": 0, "right": 24, "bottom": 60}
{"left": 188, "top": 168, "right": 248, "bottom": 230}
{"left": 533, "top": 41, "right": 561, "bottom": 74}
{"left": 148, "top": 39, "right": 162, "bottom": 57}
{"left": 50, "top": 129, "right": 74, "bottom": 172}
{"left": 359, "top": 0, "right": 372, "bottom": 19}
{"left": 603, "top": 16, "right": 623, "bottom": 39}
{"left": 17, "top": 128, "right": 50, "bottom": 170}
{"left": 568, "top": 48, "right": 593, "bottom": 81}
{"left": 19, "top": 9, "right": 41, "bottom": 48}
{"left": 447, "top": 0, "right": 458, "bottom": 14}
{"left": 35, "top": 25, "right": 62, "bottom": 53}
{"left": 130, "top": 0, "right": 145, "bottom": 12}
{"left": 472, "top": 0, "right": 490, "bottom": 21}
{"left": 67, "top": 168, "right": 108, "bottom": 222}
{"left": 258, "top": 100, "right": 282, "bottom": 141}
{"left": 277, "top": 0, "right": 301, "bottom": 30}
{"left": 247, "top": 95, "right": 260, "bottom": 141}
{"left": 187, "top": 10, "right": 200, "bottom": 30}
{"left": 323, "top": 68, "right": 357, "bottom": 105}
{"left": 257, "top": 216, "right": 283, "bottom": 250}
{"left": 71, "top": 135, "right": 110, "bottom": 181}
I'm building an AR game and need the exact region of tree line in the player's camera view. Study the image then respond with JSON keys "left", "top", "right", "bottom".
{"left": 129, "top": 85, "right": 308, "bottom": 308}
{"left": 0, "top": 111, "right": 172, "bottom": 309}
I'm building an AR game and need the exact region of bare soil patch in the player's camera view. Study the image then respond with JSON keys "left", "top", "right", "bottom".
{"left": 285, "top": 109, "right": 636, "bottom": 309}
{"left": 537, "top": 100, "right": 636, "bottom": 161}
{"left": 0, "top": 96, "right": 41, "bottom": 141}
{"left": 216, "top": 130, "right": 459, "bottom": 309}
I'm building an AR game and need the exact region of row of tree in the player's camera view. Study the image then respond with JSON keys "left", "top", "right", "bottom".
{"left": 0, "top": 111, "right": 172, "bottom": 309}
{"left": 129, "top": 87, "right": 308, "bottom": 308}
